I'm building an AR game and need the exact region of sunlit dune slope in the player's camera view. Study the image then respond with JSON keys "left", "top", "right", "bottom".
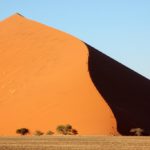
{"left": 0, "top": 14, "right": 117, "bottom": 135}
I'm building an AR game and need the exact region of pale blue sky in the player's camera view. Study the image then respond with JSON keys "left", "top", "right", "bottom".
{"left": 0, "top": 0, "right": 150, "bottom": 79}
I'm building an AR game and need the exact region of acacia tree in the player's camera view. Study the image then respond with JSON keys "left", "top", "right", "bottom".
{"left": 56, "top": 124, "right": 78, "bottom": 135}
{"left": 56, "top": 125, "right": 67, "bottom": 135}
{"left": 72, "top": 129, "right": 78, "bottom": 135}
{"left": 46, "top": 130, "right": 54, "bottom": 135}
{"left": 34, "top": 130, "right": 44, "bottom": 136}
{"left": 16, "top": 128, "right": 30, "bottom": 135}
{"left": 130, "top": 128, "right": 144, "bottom": 136}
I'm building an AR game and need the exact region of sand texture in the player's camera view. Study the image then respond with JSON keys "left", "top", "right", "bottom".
{"left": 0, "top": 14, "right": 149, "bottom": 136}
{"left": 0, "top": 14, "right": 116, "bottom": 135}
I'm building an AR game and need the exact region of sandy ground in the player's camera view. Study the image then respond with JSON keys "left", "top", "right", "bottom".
{"left": 0, "top": 136, "right": 150, "bottom": 150}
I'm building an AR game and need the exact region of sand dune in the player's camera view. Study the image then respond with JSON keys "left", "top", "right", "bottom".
{"left": 0, "top": 14, "right": 149, "bottom": 136}
{"left": 0, "top": 14, "right": 117, "bottom": 135}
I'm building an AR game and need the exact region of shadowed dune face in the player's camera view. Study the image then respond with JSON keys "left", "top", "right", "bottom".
{"left": 87, "top": 44, "right": 150, "bottom": 135}
{"left": 0, "top": 14, "right": 117, "bottom": 135}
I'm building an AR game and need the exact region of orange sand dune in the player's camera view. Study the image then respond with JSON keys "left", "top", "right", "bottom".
{"left": 0, "top": 14, "right": 117, "bottom": 135}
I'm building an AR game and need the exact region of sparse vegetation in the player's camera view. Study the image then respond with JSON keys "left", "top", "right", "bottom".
{"left": 16, "top": 128, "right": 29, "bottom": 136}
{"left": 15, "top": 125, "right": 77, "bottom": 136}
{"left": 46, "top": 130, "right": 54, "bottom": 135}
{"left": 71, "top": 129, "right": 78, "bottom": 135}
{"left": 130, "top": 128, "right": 144, "bottom": 136}
{"left": 56, "top": 124, "right": 78, "bottom": 135}
{"left": 56, "top": 125, "right": 67, "bottom": 135}
{"left": 34, "top": 130, "right": 44, "bottom": 136}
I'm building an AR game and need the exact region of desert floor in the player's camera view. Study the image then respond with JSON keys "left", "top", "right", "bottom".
{"left": 0, "top": 135, "right": 150, "bottom": 150}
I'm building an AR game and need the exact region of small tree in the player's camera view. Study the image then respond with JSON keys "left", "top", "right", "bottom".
{"left": 46, "top": 130, "right": 54, "bottom": 135}
{"left": 65, "top": 124, "right": 72, "bottom": 135}
{"left": 66, "top": 124, "right": 72, "bottom": 130}
{"left": 34, "top": 130, "right": 44, "bottom": 136}
{"left": 130, "top": 128, "right": 144, "bottom": 136}
{"left": 72, "top": 129, "right": 78, "bottom": 135}
{"left": 56, "top": 125, "right": 67, "bottom": 135}
{"left": 56, "top": 124, "right": 78, "bottom": 135}
{"left": 16, "top": 128, "right": 30, "bottom": 136}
